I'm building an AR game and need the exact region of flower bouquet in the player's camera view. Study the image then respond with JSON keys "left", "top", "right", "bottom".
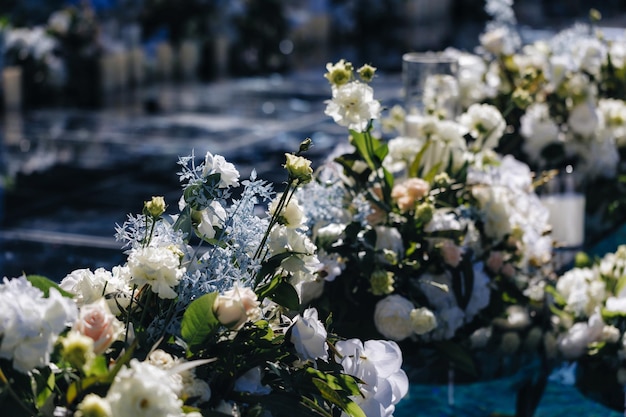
{"left": 293, "top": 59, "right": 559, "bottom": 416}
{"left": 445, "top": 3, "right": 626, "bottom": 242}
{"left": 0, "top": 143, "right": 408, "bottom": 417}
{"left": 550, "top": 245, "right": 626, "bottom": 412}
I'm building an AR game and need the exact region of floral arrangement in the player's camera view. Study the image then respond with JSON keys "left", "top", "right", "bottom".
{"left": 550, "top": 245, "right": 626, "bottom": 411}
{"left": 443, "top": 4, "right": 626, "bottom": 233}
{"left": 0, "top": 144, "right": 408, "bottom": 417}
{"left": 296, "top": 59, "right": 558, "bottom": 384}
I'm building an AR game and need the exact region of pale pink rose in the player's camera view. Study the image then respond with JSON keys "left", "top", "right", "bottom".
{"left": 391, "top": 178, "right": 430, "bottom": 212}
{"left": 440, "top": 239, "right": 463, "bottom": 268}
{"left": 73, "top": 298, "right": 124, "bottom": 354}
{"left": 214, "top": 284, "right": 262, "bottom": 330}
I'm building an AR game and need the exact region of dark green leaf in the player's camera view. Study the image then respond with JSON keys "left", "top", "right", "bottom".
{"left": 26, "top": 275, "right": 74, "bottom": 298}
{"left": 181, "top": 292, "right": 220, "bottom": 355}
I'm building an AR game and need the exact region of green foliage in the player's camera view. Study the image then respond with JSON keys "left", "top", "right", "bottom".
{"left": 181, "top": 292, "right": 220, "bottom": 356}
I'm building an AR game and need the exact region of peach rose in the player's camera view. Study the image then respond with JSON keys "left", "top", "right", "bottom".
{"left": 391, "top": 178, "right": 430, "bottom": 212}
{"left": 73, "top": 298, "right": 124, "bottom": 354}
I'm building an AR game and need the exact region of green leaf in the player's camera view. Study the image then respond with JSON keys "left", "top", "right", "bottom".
{"left": 255, "top": 252, "right": 297, "bottom": 286}
{"left": 305, "top": 368, "right": 362, "bottom": 397}
{"left": 408, "top": 140, "right": 431, "bottom": 178}
{"left": 267, "top": 281, "right": 300, "bottom": 310}
{"left": 181, "top": 292, "right": 220, "bottom": 355}
{"left": 311, "top": 379, "right": 366, "bottom": 417}
{"left": 173, "top": 204, "right": 193, "bottom": 236}
{"left": 26, "top": 275, "right": 74, "bottom": 298}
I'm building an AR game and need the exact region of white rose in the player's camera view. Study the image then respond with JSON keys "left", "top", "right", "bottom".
{"left": 568, "top": 102, "right": 599, "bottom": 137}
{"left": 409, "top": 307, "right": 437, "bottom": 335}
{"left": 203, "top": 151, "right": 239, "bottom": 188}
{"left": 106, "top": 360, "right": 183, "bottom": 417}
{"left": 270, "top": 195, "right": 305, "bottom": 228}
{"left": 234, "top": 366, "right": 271, "bottom": 395}
{"left": 374, "top": 295, "right": 415, "bottom": 341}
{"left": 375, "top": 226, "right": 404, "bottom": 259}
{"left": 290, "top": 308, "right": 328, "bottom": 361}
{"left": 470, "top": 326, "right": 493, "bottom": 349}
{"left": 127, "top": 246, "right": 185, "bottom": 299}
{"left": 324, "top": 81, "right": 381, "bottom": 132}
{"left": 197, "top": 200, "right": 226, "bottom": 239}
{"left": 214, "top": 284, "right": 262, "bottom": 330}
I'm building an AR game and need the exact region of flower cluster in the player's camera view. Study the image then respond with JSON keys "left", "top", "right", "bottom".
{"left": 0, "top": 145, "right": 408, "bottom": 417}
{"left": 549, "top": 245, "right": 626, "bottom": 411}
{"left": 297, "top": 60, "right": 557, "bottom": 381}
{"left": 443, "top": 13, "right": 626, "bottom": 231}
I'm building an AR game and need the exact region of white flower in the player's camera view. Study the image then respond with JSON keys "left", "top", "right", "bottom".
{"left": 383, "top": 136, "right": 423, "bottom": 174}
{"left": 214, "top": 284, "right": 262, "bottom": 330}
{"left": 75, "top": 394, "right": 112, "bottom": 417}
{"left": 599, "top": 98, "right": 626, "bottom": 147}
{"left": 335, "top": 339, "right": 408, "bottom": 417}
{"left": 459, "top": 103, "right": 506, "bottom": 151}
{"left": 324, "top": 81, "right": 381, "bottom": 132}
{"left": 555, "top": 267, "right": 605, "bottom": 318}
{"left": 568, "top": 101, "right": 599, "bottom": 137}
{"left": 373, "top": 295, "right": 415, "bottom": 341}
{"left": 573, "top": 37, "right": 606, "bottom": 77}
{"left": 0, "top": 277, "right": 77, "bottom": 373}
{"left": 470, "top": 326, "right": 493, "bottom": 349}
{"left": 409, "top": 307, "right": 437, "bottom": 335}
{"left": 60, "top": 267, "right": 131, "bottom": 315}
{"left": 203, "top": 151, "right": 240, "bottom": 188}
{"left": 106, "top": 359, "right": 183, "bottom": 417}
{"left": 268, "top": 225, "right": 321, "bottom": 275}
{"left": 127, "top": 246, "right": 185, "bottom": 299}
{"left": 269, "top": 195, "right": 305, "bottom": 228}
{"left": 557, "top": 312, "right": 604, "bottom": 360}
{"left": 479, "top": 26, "right": 511, "bottom": 56}
{"left": 472, "top": 185, "right": 513, "bottom": 241}
{"left": 197, "top": 201, "right": 227, "bottom": 239}
{"left": 234, "top": 367, "right": 271, "bottom": 395}
{"left": 374, "top": 226, "right": 404, "bottom": 260}
{"left": 519, "top": 103, "right": 560, "bottom": 164}
{"left": 73, "top": 298, "right": 124, "bottom": 355}
{"left": 290, "top": 307, "right": 328, "bottom": 361}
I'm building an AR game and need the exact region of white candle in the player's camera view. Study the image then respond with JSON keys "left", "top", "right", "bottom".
{"left": 540, "top": 193, "right": 586, "bottom": 247}
{"left": 2, "top": 66, "right": 22, "bottom": 111}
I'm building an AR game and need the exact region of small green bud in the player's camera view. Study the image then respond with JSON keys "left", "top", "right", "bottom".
{"left": 357, "top": 64, "right": 377, "bottom": 82}
{"left": 370, "top": 269, "right": 395, "bottom": 296}
{"left": 298, "top": 137, "right": 312, "bottom": 154}
{"left": 324, "top": 59, "right": 353, "bottom": 86}
{"left": 415, "top": 202, "right": 434, "bottom": 224}
{"left": 60, "top": 331, "right": 95, "bottom": 370}
{"left": 144, "top": 196, "right": 166, "bottom": 218}
{"left": 512, "top": 88, "right": 533, "bottom": 109}
{"left": 285, "top": 153, "right": 313, "bottom": 184}
{"left": 589, "top": 8, "right": 602, "bottom": 23}
{"left": 75, "top": 394, "right": 112, "bottom": 417}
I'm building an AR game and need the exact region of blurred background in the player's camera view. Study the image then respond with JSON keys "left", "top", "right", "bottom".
{"left": 1, "top": 0, "right": 626, "bottom": 280}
